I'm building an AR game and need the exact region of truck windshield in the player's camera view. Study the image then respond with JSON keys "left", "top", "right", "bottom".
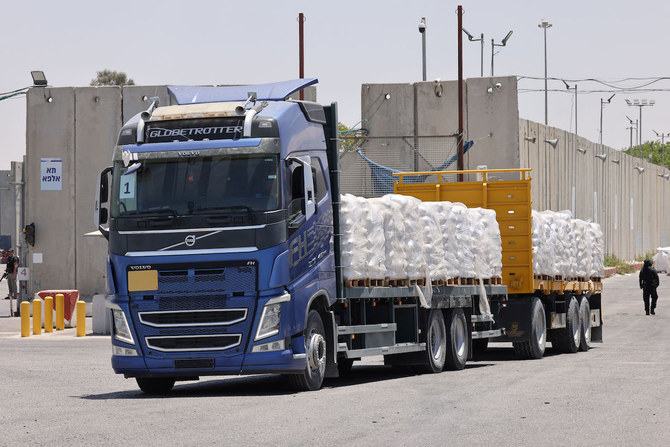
{"left": 111, "top": 154, "right": 280, "bottom": 217}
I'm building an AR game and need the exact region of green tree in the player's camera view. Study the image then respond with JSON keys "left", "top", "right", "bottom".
{"left": 90, "top": 69, "right": 135, "bottom": 86}
{"left": 623, "top": 140, "right": 670, "bottom": 170}
{"left": 338, "top": 122, "right": 366, "bottom": 153}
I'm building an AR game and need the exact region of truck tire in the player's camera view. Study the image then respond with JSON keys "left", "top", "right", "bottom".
{"left": 552, "top": 296, "right": 581, "bottom": 353}
{"left": 512, "top": 297, "right": 546, "bottom": 360}
{"left": 136, "top": 377, "right": 175, "bottom": 394}
{"left": 288, "top": 310, "right": 327, "bottom": 391}
{"left": 444, "top": 309, "right": 468, "bottom": 370}
{"left": 416, "top": 309, "right": 447, "bottom": 373}
{"left": 578, "top": 295, "right": 591, "bottom": 352}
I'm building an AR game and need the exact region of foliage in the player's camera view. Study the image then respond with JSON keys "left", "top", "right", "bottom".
{"left": 604, "top": 254, "right": 635, "bottom": 275}
{"left": 622, "top": 140, "right": 670, "bottom": 170}
{"left": 90, "top": 69, "right": 135, "bottom": 86}
{"left": 338, "top": 122, "right": 366, "bottom": 153}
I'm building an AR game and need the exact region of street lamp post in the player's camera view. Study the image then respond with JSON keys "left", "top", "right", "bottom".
{"left": 653, "top": 130, "right": 670, "bottom": 166}
{"left": 490, "top": 30, "right": 513, "bottom": 76}
{"left": 419, "top": 18, "right": 427, "bottom": 81}
{"left": 626, "top": 116, "right": 638, "bottom": 156}
{"left": 599, "top": 94, "right": 615, "bottom": 145}
{"left": 539, "top": 20, "right": 552, "bottom": 126}
{"left": 462, "top": 28, "right": 484, "bottom": 77}
{"left": 626, "top": 99, "right": 655, "bottom": 157}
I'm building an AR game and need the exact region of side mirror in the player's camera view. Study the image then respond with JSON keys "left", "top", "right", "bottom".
{"left": 95, "top": 166, "right": 112, "bottom": 239}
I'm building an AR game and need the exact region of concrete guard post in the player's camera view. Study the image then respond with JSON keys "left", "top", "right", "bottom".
{"left": 21, "top": 302, "right": 30, "bottom": 337}
{"left": 44, "top": 296, "right": 53, "bottom": 332}
{"left": 76, "top": 301, "right": 86, "bottom": 337}
{"left": 33, "top": 298, "right": 42, "bottom": 335}
{"left": 55, "top": 294, "right": 64, "bottom": 330}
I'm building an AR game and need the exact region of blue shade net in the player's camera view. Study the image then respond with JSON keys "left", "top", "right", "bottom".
{"left": 355, "top": 140, "right": 473, "bottom": 195}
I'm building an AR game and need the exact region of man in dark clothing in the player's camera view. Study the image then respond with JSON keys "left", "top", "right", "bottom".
{"left": 4, "top": 249, "right": 18, "bottom": 316}
{"left": 639, "top": 258, "right": 660, "bottom": 315}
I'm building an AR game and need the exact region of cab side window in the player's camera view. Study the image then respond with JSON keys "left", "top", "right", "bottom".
{"left": 311, "top": 157, "right": 328, "bottom": 203}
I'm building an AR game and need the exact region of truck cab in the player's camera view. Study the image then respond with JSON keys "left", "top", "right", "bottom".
{"left": 98, "top": 79, "right": 339, "bottom": 392}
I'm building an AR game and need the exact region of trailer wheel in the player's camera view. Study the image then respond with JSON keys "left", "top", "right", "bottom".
{"left": 288, "top": 310, "right": 327, "bottom": 391}
{"left": 135, "top": 377, "right": 175, "bottom": 394}
{"left": 444, "top": 309, "right": 468, "bottom": 370}
{"left": 512, "top": 297, "right": 546, "bottom": 359}
{"left": 552, "top": 296, "right": 581, "bottom": 353}
{"left": 578, "top": 296, "right": 591, "bottom": 352}
{"left": 416, "top": 309, "right": 447, "bottom": 373}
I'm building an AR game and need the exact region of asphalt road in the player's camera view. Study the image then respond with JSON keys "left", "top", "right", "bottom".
{"left": 1, "top": 273, "right": 669, "bottom": 446}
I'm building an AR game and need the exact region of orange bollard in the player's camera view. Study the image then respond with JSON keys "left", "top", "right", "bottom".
{"left": 33, "top": 298, "right": 42, "bottom": 335}
{"left": 44, "top": 296, "right": 53, "bottom": 333}
{"left": 55, "top": 293, "right": 65, "bottom": 331}
{"left": 76, "top": 301, "right": 86, "bottom": 337}
{"left": 21, "top": 301, "right": 30, "bottom": 337}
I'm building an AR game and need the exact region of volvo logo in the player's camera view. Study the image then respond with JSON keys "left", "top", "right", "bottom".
{"left": 185, "top": 235, "right": 196, "bottom": 247}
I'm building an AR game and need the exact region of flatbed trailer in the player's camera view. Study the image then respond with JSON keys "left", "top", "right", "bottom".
{"left": 394, "top": 168, "right": 603, "bottom": 358}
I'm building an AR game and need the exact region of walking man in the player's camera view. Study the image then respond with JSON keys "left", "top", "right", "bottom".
{"left": 639, "top": 258, "right": 660, "bottom": 315}
{"left": 5, "top": 249, "right": 18, "bottom": 317}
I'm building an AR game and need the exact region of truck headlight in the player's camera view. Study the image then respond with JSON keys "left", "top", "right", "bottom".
{"left": 112, "top": 309, "right": 135, "bottom": 345}
{"left": 254, "top": 293, "right": 290, "bottom": 341}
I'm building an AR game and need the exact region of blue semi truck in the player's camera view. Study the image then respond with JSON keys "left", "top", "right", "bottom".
{"left": 96, "top": 79, "right": 600, "bottom": 393}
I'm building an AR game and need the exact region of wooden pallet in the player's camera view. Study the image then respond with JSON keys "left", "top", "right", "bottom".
{"left": 590, "top": 276, "right": 602, "bottom": 283}
{"left": 534, "top": 274, "right": 553, "bottom": 281}
{"left": 483, "top": 277, "right": 503, "bottom": 285}
{"left": 387, "top": 278, "right": 409, "bottom": 287}
{"left": 409, "top": 278, "right": 425, "bottom": 286}
{"left": 432, "top": 279, "right": 446, "bottom": 286}
{"left": 457, "top": 277, "right": 476, "bottom": 285}
{"left": 345, "top": 278, "right": 385, "bottom": 287}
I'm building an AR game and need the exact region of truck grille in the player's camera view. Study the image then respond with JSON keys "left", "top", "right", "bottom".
{"left": 145, "top": 334, "right": 242, "bottom": 352}
{"left": 157, "top": 265, "right": 256, "bottom": 294}
{"left": 139, "top": 309, "right": 247, "bottom": 327}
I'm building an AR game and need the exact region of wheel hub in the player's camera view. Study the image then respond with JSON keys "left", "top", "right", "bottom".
{"left": 307, "top": 332, "right": 326, "bottom": 371}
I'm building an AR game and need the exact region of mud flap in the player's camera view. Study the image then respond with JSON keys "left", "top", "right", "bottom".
{"left": 589, "top": 293, "right": 603, "bottom": 343}
{"left": 324, "top": 310, "right": 339, "bottom": 378}
{"left": 498, "top": 299, "right": 533, "bottom": 342}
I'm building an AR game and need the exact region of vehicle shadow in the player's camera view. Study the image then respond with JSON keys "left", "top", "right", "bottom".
{"left": 80, "top": 345, "right": 593, "bottom": 400}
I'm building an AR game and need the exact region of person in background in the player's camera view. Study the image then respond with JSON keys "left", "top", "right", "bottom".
{"left": 5, "top": 249, "right": 19, "bottom": 316}
{"left": 639, "top": 258, "right": 660, "bottom": 316}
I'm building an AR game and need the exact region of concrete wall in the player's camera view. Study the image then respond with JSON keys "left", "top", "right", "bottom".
{"left": 25, "top": 85, "right": 171, "bottom": 299}
{"left": 352, "top": 76, "right": 668, "bottom": 261}
{"left": 520, "top": 118, "right": 670, "bottom": 260}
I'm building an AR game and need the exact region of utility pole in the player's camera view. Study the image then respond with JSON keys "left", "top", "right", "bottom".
{"left": 298, "top": 13, "right": 305, "bottom": 100}
{"left": 457, "top": 6, "right": 464, "bottom": 181}
{"left": 539, "top": 20, "right": 552, "bottom": 126}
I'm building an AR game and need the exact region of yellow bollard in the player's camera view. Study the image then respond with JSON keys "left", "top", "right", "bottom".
{"left": 21, "top": 301, "right": 30, "bottom": 337}
{"left": 33, "top": 298, "right": 42, "bottom": 335}
{"left": 44, "top": 296, "right": 53, "bottom": 333}
{"left": 55, "top": 293, "right": 65, "bottom": 331}
{"left": 76, "top": 301, "right": 86, "bottom": 337}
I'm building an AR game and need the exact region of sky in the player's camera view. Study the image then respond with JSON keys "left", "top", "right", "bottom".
{"left": 2, "top": 0, "right": 670, "bottom": 170}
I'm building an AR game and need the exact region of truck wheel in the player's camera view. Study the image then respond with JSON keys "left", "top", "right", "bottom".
{"left": 289, "top": 310, "right": 327, "bottom": 391}
{"left": 578, "top": 296, "right": 591, "bottom": 352}
{"left": 512, "top": 297, "right": 546, "bottom": 359}
{"left": 444, "top": 309, "right": 468, "bottom": 371}
{"left": 552, "top": 296, "right": 581, "bottom": 353}
{"left": 135, "top": 377, "right": 175, "bottom": 394}
{"left": 416, "top": 309, "right": 447, "bottom": 373}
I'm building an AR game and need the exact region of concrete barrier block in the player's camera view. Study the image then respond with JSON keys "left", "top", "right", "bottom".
{"left": 92, "top": 294, "right": 111, "bottom": 334}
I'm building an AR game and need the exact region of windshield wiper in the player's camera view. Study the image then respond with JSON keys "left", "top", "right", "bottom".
{"left": 194, "top": 205, "right": 253, "bottom": 215}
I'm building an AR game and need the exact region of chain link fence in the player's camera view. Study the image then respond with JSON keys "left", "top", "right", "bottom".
{"left": 339, "top": 135, "right": 462, "bottom": 197}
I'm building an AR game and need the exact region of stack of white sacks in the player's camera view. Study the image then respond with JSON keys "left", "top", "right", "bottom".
{"left": 340, "top": 194, "right": 503, "bottom": 282}
{"left": 531, "top": 209, "right": 604, "bottom": 278}
{"left": 340, "top": 194, "right": 605, "bottom": 283}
